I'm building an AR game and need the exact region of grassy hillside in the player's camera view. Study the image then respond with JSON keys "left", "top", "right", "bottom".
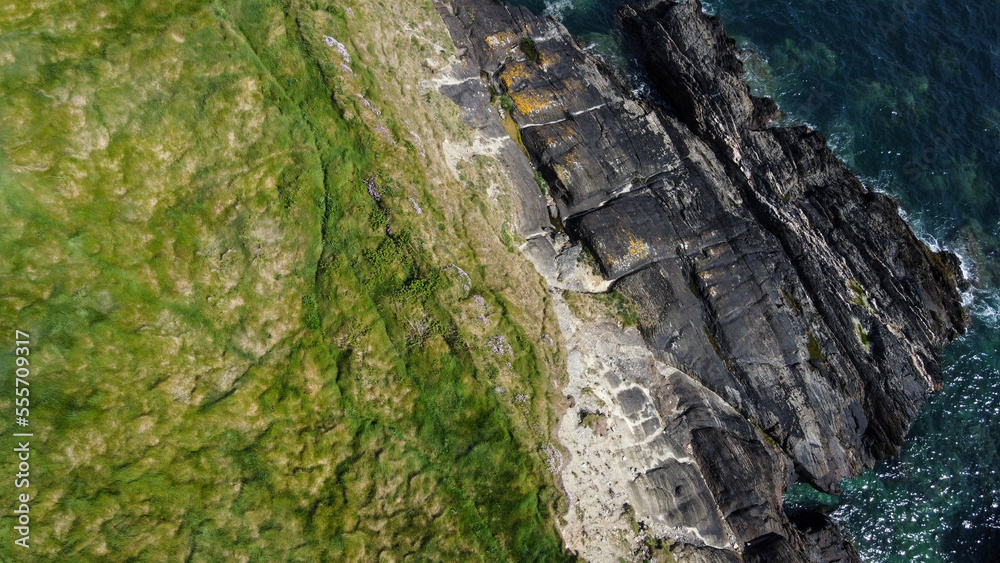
{"left": 0, "top": 0, "right": 570, "bottom": 560}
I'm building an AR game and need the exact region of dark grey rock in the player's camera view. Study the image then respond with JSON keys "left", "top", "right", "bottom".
{"left": 436, "top": 0, "right": 967, "bottom": 560}
{"left": 620, "top": 0, "right": 967, "bottom": 474}
{"left": 633, "top": 461, "right": 727, "bottom": 542}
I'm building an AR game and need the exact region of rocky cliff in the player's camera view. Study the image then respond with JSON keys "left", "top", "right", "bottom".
{"left": 433, "top": 0, "right": 967, "bottom": 560}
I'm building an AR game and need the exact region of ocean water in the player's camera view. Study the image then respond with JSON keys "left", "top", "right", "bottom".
{"left": 509, "top": 0, "right": 1000, "bottom": 560}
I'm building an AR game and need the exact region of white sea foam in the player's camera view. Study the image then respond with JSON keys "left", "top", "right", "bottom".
{"left": 859, "top": 170, "right": 897, "bottom": 196}
{"left": 970, "top": 288, "right": 1000, "bottom": 329}
{"left": 733, "top": 39, "right": 771, "bottom": 96}
{"left": 543, "top": 0, "right": 575, "bottom": 21}
{"left": 863, "top": 175, "right": 982, "bottom": 314}
{"left": 904, "top": 210, "right": 982, "bottom": 313}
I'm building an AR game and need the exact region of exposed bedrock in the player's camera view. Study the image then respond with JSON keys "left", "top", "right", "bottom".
{"left": 435, "top": 0, "right": 966, "bottom": 560}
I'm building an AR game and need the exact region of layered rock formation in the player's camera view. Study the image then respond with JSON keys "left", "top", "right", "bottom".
{"left": 433, "top": 0, "right": 967, "bottom": 560}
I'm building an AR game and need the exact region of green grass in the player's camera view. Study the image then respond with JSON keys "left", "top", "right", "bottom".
{"left": 856, "top": 320, "right": 872, "bottom": 353}
{"left": 807, "top": 331, "right": 825, "bottom": 364}
{"left": 644, "top": 536, "right": 677, "bottom": 563}
{"left": 594, "top": 290, "right": 639, "bottom": 327}
{"left": 534, "top": 170, "right": 549, "bottom": 195}
{"left": 499, "top": 93, "right": 515, "bottom": 113}
{"left": 849, "top": 278, "right": 871, "bottom": 309}
{"left": 0, "top": 0, "right": 569, "bottom": 560}
{"left": 519, "top": 37, "right": 540, "bottom": 63}
{"left": 579, "top": 410, "right": 605, "bottom": 430}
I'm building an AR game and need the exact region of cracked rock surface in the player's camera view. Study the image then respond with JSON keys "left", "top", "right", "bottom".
{"left": 434, "top": 0, "right": 966, "bottom": 560}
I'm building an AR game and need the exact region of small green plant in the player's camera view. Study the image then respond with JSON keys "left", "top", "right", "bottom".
{"left": 760, "top": 430, "right": 779, "bottom": 447}
{"left": 499, "top": 93, "right": 514, "bottom": 113}
{"left": 856, "top": 320, "right": 872, "bottom": 352}
{"left": 644, "top": 536, "right": 677, "bottom": 563}
{"left": 302, "top": 294, "right": 321, "bottom": 330}
{"left": 401, "top": 267, "right": 444, "bottom": 301}
{"left": 806, "top": 331, "right": 825, "bottom": 363}
{"left": 578, "top": 245, "right": 601, "bottom": 276}
{"left": 370, "top": 208, "right": 388, "bottom": 231}
{"left": 578, "top": 410, "right": 605, "bottom": 430}
{"left": 849, "top": 279, "right": 871, "bottom": 309}
{"left": 519, "top": 37, "right": 540, "bottom": 62}
{"left": 623, "top": 503, "right": 640, "bottom": 535}
{"left": 534, "top": 170, "right": 549, "bottom": 195}
{"left": 501, "top": 227, "right": 516, "bottom": 252}
{"left": 595, "top": 290, "right": 638, "bottom": 327}
{"left": 782, "top": 289, "right": 803, "bottom": 314}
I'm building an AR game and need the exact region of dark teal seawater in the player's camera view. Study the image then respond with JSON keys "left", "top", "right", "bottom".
{"left": 510, "top": 1, "right": 1000, "bottom": 561}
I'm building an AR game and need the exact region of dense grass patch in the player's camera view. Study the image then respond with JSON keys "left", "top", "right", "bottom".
{"left": 0, "top": 0, "right": 569, "bottom": 560}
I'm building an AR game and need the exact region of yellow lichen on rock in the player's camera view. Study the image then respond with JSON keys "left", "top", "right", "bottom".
{"left": 552, "top": 155, "right": 582, "bottom": 189}
{"left": 596, "top": 232, "right": 652, "bottom": 274}
{"left": 560, "top": 146, "right": 582, "bottom": 167}
{"left": 509, "top": 89, "right": 556, "bottom": 115}
{"left": 539, "top": 50, "right": 559, "bottom": 70}
{"left": 484, "top": 31, "right": 516, "bottom": 53}
{"left": 499, "top": 60, "right": 533, "bottom": 89}
{"left": 627, "top": 235, "right": 650, "bottom": 258}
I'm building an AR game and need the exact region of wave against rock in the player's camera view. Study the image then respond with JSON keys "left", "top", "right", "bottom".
{"left": 434, "top": 0, "right": 967, "bottom": 560}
